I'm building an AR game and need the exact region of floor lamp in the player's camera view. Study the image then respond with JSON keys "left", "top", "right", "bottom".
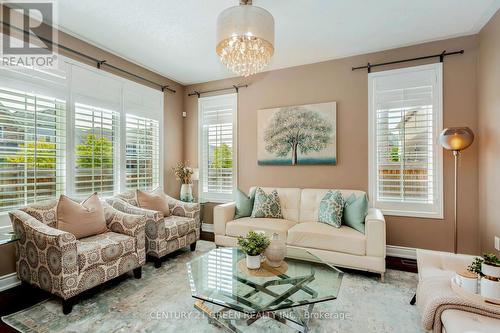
{"left": 439, "top": 127, "right": 474, "bottom": 254}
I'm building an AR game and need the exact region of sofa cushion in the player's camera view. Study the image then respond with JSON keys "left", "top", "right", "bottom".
{"left": 250, "top": 187, "right": 301, "bottom": 222}
{"left": 441, "top": 309, "right": 500, "bottom": 333}
{"left": 343, "top": 193, "right": 368, "bottom": 234}
{"left": 226, "top": 217, "right": 295, "bottom": 241}
{"left": 416, "top": 249, "right": 476, "bottom": 281}
{"left": 287, "top": 222, "right": 366, "bottom": 255}
{"left": 251, "top": 188, "right": 283, "bottom": 218}
{"left": 77, "top": 231, "right": 135, "bottom": 271}
{"left": 136, "top": 188, "right": 170, "bottom": 217}
{"left": 235, "top": 188, "right": 256, "bottom": 219}
{"left": 164, "top": 215, "right": 197, "bottom": 241}
{"left": 299, "top": 189, "right": 366, "bottom": 223}
{"left": 57, "top": 193, "right": 108, "bottom": 239}
{"left": 318, "top": 190, "right": 344, "bottom": 227}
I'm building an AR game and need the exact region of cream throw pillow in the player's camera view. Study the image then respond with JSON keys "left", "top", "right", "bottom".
{"left": 136, "top": 188, "right": 170, "bottom": 217}
{"left": 56, "top": 193, "right": 108, "bottom": 239}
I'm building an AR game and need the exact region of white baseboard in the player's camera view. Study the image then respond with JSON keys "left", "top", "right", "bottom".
{"left": 201, "top": 223, "right": 214, "bottom": 233}
{"left": 386, "top": 245, "right": 417, "bottom": 260}
{"left": 0, "top": 272, "right": 20, "bottom": 292}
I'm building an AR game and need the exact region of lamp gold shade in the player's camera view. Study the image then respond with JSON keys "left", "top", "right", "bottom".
{"left": 439, "top": 127, "right": 474, "bottom": 151}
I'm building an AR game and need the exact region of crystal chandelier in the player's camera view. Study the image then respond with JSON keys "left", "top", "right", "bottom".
{"left": 216, "top": 0, "right": 275, "bottom": 77}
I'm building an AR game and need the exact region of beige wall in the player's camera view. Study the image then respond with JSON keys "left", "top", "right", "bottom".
{"left": 0, "top": 11, "right": 185, "bottom": 275}
{"left": 478, "top": 10, "right": 500, "bottom": 254}
{"left": 185, "top": 35, "right": 480, "bottom": 254}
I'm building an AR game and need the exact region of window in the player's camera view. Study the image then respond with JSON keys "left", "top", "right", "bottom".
{"left": 198, "top": 94, "right": 237, "bottom": 202}
{"left": 0, "top": 87, "right": 66, "bottom": 212}
{"left": 74, "top": 103, "right": 119, "bottom": 196}
{"left": 368, "top": 63, "right": 443, "bottom": 218}
{"left": 125, "top": 114, "right": 160, "bottom": 191}
{"left": 0, "top": 54, "right": 163, "bottom": 227}
{"left": 123, "top": 81, "right": 163, "bottom": 191}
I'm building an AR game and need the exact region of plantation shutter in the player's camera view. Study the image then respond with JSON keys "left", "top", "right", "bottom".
{"left": 0, "top": 65, "right": 68, "bottom": 220}
{"left": 71, "top": 65, "right": 121, "bottom": 197}
{"left": 123, "top": 81, "right": 163, "bottom": 191}
{"left": 73, "top": 103, "right": 119, "bottom": 196}
{"left": 199, "top": 94, "right": 237, "bottom": 202}
{"left": 125, "top": 115, "right": 160, "bottom": 190}
{"left": 369, "top": 63, "right": 443, "bottom": 218}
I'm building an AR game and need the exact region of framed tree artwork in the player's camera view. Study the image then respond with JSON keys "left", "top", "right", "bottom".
{"left": 257, "top": 102, "right": 337, "bottom": 166}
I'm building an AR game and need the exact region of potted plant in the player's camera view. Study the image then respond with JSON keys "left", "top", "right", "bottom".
{"left": 237, "top": 231, "right": 270, "bottom": 269}
{"left": 482, "top": 253, "right": 500, "bottom": 278}
{"left": 480, "top": 253, "right": 500, "bottom": 300}
{"left": 172, "top": 161, "right": 194, "bottom": 202}
{"left": 467, "top": 257, "right": 484, "bottom": 277}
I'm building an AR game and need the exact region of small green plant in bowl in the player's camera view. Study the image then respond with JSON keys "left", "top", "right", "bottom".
{"left": 237, "top": 231, "right": 270, "bottom": 269}
{"left": 483, "top": 253, "right": 500, "bottom": 267}
{"left": 468, "top": 257, "right": 484, "bottom": 276}
{"left": 482, "top": 253, "right": 500, "bottom": 280}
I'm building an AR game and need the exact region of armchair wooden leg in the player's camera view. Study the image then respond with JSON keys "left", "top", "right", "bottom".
{"left": 380, "top": 273, "right": 385, "bottom": 283}
{"left": 154, "top": 257, "right": 162, "bottom": 269}
{"left": 410, "top": 294, "right": 416, "bottom": 305}
{"left": 133, "top": 267, "right": 142, "bottom": 279}
{"left": 190, "top": 241, "right": 197, "bottom": 252}
{"left": 62, "top": 298, "right": 74, "bottom": 315}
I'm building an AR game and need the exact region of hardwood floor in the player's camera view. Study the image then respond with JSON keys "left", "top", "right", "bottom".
{"left": 0, "top": 283, "right": 50, "bottom": 332}
{"left": 0, "top": 255, "right": 417, "bottom": 332}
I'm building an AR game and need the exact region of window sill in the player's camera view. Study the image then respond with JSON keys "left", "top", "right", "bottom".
{"left": 379, "top": 209, "right": 444, "bottom": 220}
{"left": 199, "top": 196, "right": 234, "bottom": 204}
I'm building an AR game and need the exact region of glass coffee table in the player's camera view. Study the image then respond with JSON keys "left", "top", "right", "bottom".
{"left": 0, "top": 232, "right": 19, "bottom": 246}
{"left": 187, "top": 247, "right": 343, "bottom": 332}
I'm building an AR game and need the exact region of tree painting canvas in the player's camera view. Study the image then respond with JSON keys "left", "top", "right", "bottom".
{"left": 257, "top": 102, "right": 337, "bottom": 165}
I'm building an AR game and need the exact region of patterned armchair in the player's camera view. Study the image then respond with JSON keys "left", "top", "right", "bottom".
{"left": 9, "top": 199, "right": 146, "bottom": 314}
{"left": 106, "top": 190, "right": 200, "bottom": 268}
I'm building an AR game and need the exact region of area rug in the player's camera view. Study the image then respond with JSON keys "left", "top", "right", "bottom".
{"left": 2, "top": 241, "right": 425, "bottom": 333}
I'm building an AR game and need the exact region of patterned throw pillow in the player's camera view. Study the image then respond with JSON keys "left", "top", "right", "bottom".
{"left": 251, "top": 188, "right": 283, "bottom": 219}
{"left": 318, "top": 190, "right": 344, "bottom": 228}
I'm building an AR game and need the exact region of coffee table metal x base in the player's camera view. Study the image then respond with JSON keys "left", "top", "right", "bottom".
{"left": 194, "top": 273, "right": 318, "bottom": 333}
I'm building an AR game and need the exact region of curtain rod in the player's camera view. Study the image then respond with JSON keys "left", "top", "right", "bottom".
{"left": 1, "top": 21, "right": 176, "bottom": 93}
{"left": 352, "top": 50, "right": 464, "bottom": 73}
{"left": 188, "top": 84, "right": 248, "bottom": 97}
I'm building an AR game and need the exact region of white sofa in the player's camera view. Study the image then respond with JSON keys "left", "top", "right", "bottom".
{"left": 214, "top": 187, "right": 386, "bottom": 280}
{"left": 416, "top": 249, "right": 500, "bottom": 333}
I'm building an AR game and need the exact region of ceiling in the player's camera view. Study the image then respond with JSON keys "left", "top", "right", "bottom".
{"left": 52, "top": 0, "right": 500, "bottom": 85}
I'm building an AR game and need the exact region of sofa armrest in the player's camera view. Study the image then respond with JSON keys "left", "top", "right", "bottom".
{"left": 105, "top": 197, "right": 165, "bottom": 242}
{"left": 214, "top": 202, "right": 236, "bottom": 236}
{"left": 103, "top": 203, "right": 147, "bottom": 238}
{"left": 416, "top": 249, "right": 477, "bottom": 281}
{"left": 105, "top": 197, "right": 164, "bottom": 221}
{"left": 9, "top": 210, "right": 78, "bottom": 298}
{"left": 165, "top": 194, "right": 200, "bottom": 221}
{"left": 10, "top": 210, "right": 77, "bottom": 248}
{"left": 365, "top": 208, "right": 386, "bottom": 258}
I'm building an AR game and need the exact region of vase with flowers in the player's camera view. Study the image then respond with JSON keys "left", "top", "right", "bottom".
{"left": 172, "top": 161, "right": 194, "bottom": 202}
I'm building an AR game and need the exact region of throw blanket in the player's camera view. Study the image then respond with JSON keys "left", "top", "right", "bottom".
{"left": 417, "top": 277, "right": 500, "bottom": 333}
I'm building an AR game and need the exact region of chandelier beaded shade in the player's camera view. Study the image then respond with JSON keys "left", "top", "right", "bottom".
{"left": 216, "top": 0, "right": 275, "bottom": 77}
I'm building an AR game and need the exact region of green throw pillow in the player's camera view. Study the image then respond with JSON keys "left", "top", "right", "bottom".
{"left": 251, "top": 188, "right": 283, "bottom": 218}
{"left": 318, "top": 190, "right": 344, "bottom": 228}
{"left": 234, "top": 188, "right": 256, "bottom": 219}
{"left": 343, "top": 193, "right": 368, "bottom": 234}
